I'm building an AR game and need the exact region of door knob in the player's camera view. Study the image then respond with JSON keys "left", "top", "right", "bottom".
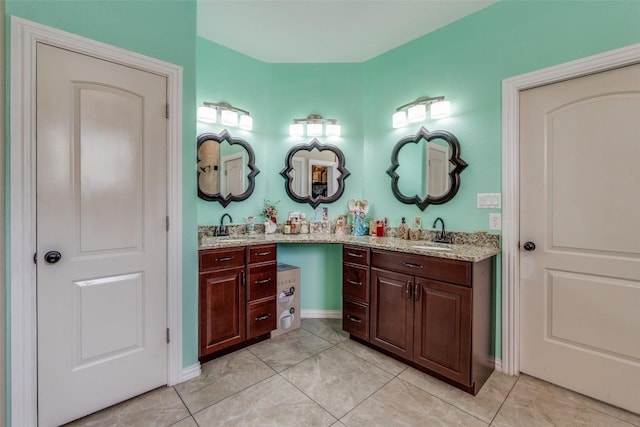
{"left": 44, "top": 251, "right": 62, "bottom": 264}
{"left": 523, "top": 242, "right": 536, "bottom": 251}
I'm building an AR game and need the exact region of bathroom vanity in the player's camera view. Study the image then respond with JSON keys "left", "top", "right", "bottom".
{"left": 198, "top": 243, "right": 277, "bottom": 360}
{"left": 198, "top": 233, "right": 498, "bottom": 394}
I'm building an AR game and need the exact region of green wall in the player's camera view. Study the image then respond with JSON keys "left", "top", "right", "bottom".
{"left": 195, "top": 1, "right": 640, "bottom": 356}
{"left": 4, "top": 2, "right": 640, "bottom": 419}
{"left": 4, "top": 0, "right": 200, "bottom": 411}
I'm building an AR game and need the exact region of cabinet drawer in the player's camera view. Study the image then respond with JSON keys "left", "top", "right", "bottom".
{"left": 343, "top": 245, "right": 370, "bottom": 266}
{"left": 247, "top": 263, "right": 277, "bottom": 302}
{"left": 343, "top": 264, "right": 369, "bottom": 303}
{"left": 371, "top": 249, "right": 471, "bottom": 286}
{"left": 248, "top": 244, "right": 277, "bottom": 264}
{"left": 247, "top": 297, "right": 276, "bottom": 339}
{"left": 343, "top": 299, "right": 369, "bottom": 340}
{"left": 199, "top": 247, "right": 246, "bottom": 272}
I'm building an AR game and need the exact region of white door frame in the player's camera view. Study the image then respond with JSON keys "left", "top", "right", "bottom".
{"left": 10, "top": 17, "right": 184, "bottom": 426}
{"left": 220, "top": 151, "right": 245, "bottom": 195}
{"left": 501, "top": 42, "right": 640, "bottom": 376}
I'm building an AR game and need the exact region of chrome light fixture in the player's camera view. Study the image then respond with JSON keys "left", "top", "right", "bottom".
{"left": 392, "top": 96, "right": 451, "bottom": 128}
{"left": 289, "top": 114, "right": 341, "bottom": 137}
{"left": 197, "top": 101, "right": 253, "bottom": 131}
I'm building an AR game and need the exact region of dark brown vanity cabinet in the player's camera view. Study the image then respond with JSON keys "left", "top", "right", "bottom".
{"left": 199, "top": 244, "right": 277, "bottom": 360}
{"left": 364, "top": 249, "right": 493, "bottom": 394}
{"left": 342, "top": 245, "right": 370, "bottom": 340}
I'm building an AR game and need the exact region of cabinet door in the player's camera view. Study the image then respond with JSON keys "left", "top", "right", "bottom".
{"left": 413, "top": 278, "right": 472, "bottom": 386}
{"left": 370, "top": 268, "right": 414, "bottom": 359}
{"left": 199, "top": 267, "right": 246, "bottom": 358}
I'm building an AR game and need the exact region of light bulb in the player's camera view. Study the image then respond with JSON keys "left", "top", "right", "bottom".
{"left": 220, "top": 109, "right": 239, "bottom": 126}
{"left": 392, "top": 111, "right": 407, "bottom": 128}
{"left": 289, "top": 123, "right": 304, "bottom": 137}
{"left": 197, "top": 106, "right": 217, "bottom": 123}
{"left": 407, "top": 104, "right": 426, "bottom": 123}
{"left": 430, "top": 100, "right": 451, "bottom": 119}
{"left": 239, "top": 114, "right": 253, "bottom": 130}
{"left": 306, "top": 123, "right": 323, "bottom": 137}
{"left": 326, "top": 124, "right": 341, "bottom": 137}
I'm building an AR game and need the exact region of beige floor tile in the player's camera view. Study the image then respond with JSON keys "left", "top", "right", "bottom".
{"left": 341, "top": 378, "right": 488, "bottom": 427}
{"left": 169, "top": 416, "right": 198, "bottom": 427}
{"left": 302, "top": 318, "right": 350, "bottom": 344}
{"left": 338, "top": 339, "right": 409, "bottom": 376}
{"left": 193, "top": 375, "right": 336, "bottom": 426}
{"left": 174, "top": 349, "right": 275, "bottom": 413}
{"left": 65, "top": 387, "right": 189, "bottom": 427}
{"left": 280, "top": 346, "right": 394, "bottom": 418}
{"left": 493, "top": 374, "right": 637, "bottom": 427}
{"left": 398, "top": 367, "right": 516, "bottom": 423}
{"left": 248, "top": 328, "right": 333, "bottom": 372}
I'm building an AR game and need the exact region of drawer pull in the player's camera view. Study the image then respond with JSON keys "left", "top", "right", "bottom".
{"left": 405, "top": 281, "right": 412, "bottom": 299}
{"left": 255, "top": 313, "right": 272, "bottom": 321}
{"left": 257, "top": 251, "right": 271, "bottom": 256}
{"left": 347, "top": 252, "right": 363, "bottom": 258}
{"left": 346, "top": 315, "right": 362, "bottom": 323}
{"left": 256, "top": 278, "right": 272, "bottom": 285}
{"left": 404, "top": 262, "right": 423, "bottom": 269}
{"left": 347, "top": 279, "right": 362, "bottom": 286}
{"left": 216, "top": 256, "right": 234, "bottom": 262}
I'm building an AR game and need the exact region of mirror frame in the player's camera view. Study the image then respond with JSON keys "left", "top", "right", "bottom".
{"left": 280, "top": 138, "right": 351, "bottom": 208}
{"left": 197, "top": 130, "right": 260, "bottom": 207}
{"left": 387, "top": 126, "right": 467, "bottom": 211}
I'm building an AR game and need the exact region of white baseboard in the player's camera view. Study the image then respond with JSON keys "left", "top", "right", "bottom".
{"left": 301, "top": 310, "right": 342, "bottom": 319}
{"left": 490, "top": 356, "right": 503, "bottom": 373}
{"left": 181, "top": 363, "right": 201, "bottom": 382}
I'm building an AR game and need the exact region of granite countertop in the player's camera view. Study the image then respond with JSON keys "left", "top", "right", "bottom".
{"left": 199, "top": 233, "right": 500, "bottom": 263}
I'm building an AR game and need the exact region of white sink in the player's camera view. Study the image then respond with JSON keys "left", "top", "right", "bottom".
{"left": 412, "top": 245, "right": 452, "bottom": 251}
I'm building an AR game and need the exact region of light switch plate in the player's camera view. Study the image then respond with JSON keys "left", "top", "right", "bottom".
{"left": 489, "top": 213, "right": 502, "bottom": 230}
{"left": 477, "top": 193, "right": 502, "bottom": 209}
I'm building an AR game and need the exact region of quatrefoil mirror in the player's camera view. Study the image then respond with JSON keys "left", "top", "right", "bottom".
{"left": 387, "top": 127, "right": 467, "bottom": 211}
{"left": 280, "top": 139, "right": 350, "bottom": 208}
{"left": 197, "top": 130, "right": 259, "bottom": 207}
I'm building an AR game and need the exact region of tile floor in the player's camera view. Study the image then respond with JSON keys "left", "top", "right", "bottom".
{"left": 68, "top": 319, "right": 640, "bottom": 427}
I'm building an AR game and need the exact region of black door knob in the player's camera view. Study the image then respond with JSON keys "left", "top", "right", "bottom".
{"left": 44, "top": 251, "right": 62, "bottom": 264}
{"left": 523, "top": 242, "right": 536, "bottom": 251}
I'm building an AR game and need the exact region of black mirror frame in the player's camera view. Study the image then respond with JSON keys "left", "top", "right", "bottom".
{"left": 280, "top": 138, "right": 351, "bottom": 209}
{"left": 197, "top": 130, "right": 260, "bottom": 207}
{"left": 387, "top": 127, "right": 468, "bottom": 211}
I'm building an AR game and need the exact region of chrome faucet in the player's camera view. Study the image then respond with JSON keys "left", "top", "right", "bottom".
{"left": 217, "top": 213, "right": 233, "bottom": 236}
{"left": 432, "top": 217, "right": 452, "bottom": 244}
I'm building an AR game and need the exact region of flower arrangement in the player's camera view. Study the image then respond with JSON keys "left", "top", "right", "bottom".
{"left": 260, "top": 199, "right": 279, "bottom": 223}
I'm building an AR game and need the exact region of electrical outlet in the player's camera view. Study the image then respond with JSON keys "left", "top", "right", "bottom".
{"left": 489, "top": 213, "right": 502, "bottom": 230}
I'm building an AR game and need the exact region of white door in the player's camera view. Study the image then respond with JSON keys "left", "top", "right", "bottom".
{"left": 36, "top": 43, "right": 168, "bottom": 426}
{"left": 222, "top": 154, "right": 244, "bottom": 195}
{"left": 427, "top": 142, "right": 449, "bottom": 198}
{"left": 520, "top": 63, "right": 640, "bottom": 413}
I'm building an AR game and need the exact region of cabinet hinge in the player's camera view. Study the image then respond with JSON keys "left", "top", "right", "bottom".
{"left": 166, "top": 328, "right": 170, "bottom": 343}
{"left": 165, "top": 103, "right": 169, "bottom": 119}
{"left": 166, "top": 216, "right": 170, "bottom": 232}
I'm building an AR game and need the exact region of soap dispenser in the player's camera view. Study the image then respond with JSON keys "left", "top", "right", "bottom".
{"left": 400, "top": 217, "right": 409, "bottom": 240}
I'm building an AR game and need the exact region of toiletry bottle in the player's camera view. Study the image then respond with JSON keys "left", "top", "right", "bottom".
{"left": 284, "top": 221, "right": 291, "bottom": 234}
{"left": 400, "top": 217, "right": 409, "bottom": 240}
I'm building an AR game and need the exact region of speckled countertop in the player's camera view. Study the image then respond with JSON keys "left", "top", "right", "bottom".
{"left": 199, "top": 233, "right": 500, "bottom": 263}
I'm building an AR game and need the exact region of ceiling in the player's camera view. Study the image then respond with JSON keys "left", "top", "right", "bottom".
{"left": 197, "top": 0, "right": 496, "bottom": 63}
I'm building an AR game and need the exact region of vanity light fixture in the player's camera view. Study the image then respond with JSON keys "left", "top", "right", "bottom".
{"left": 197, "top": 101, "right": 253, "bottom": 131}
{"left": 392, "top": 96, "right": 450, "bottom": 128}
{"left": 289, "top": 114, "right": 341, "bottom": 137}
